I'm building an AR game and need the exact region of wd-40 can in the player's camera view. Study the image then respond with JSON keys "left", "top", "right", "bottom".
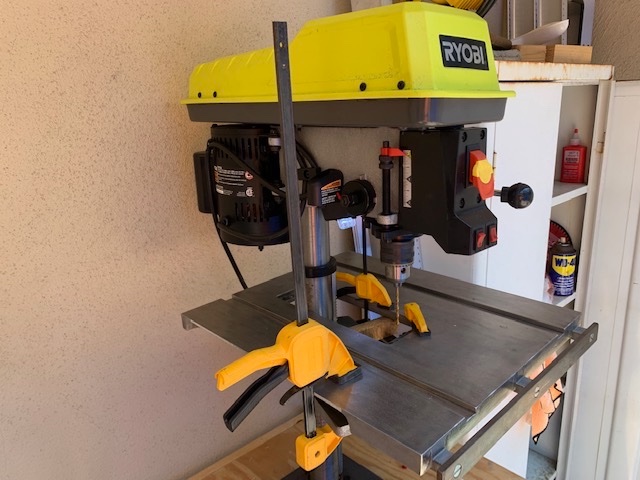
{"left": 550, "top": 237, "right": 576, "bottom": 296}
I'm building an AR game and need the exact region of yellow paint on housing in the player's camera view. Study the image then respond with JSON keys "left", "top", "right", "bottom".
{"left": 183, "top": 2, "right": 513, "bottom": 105}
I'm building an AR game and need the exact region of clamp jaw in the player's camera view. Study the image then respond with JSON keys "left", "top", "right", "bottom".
{"left": 404, "top": 302, "right": 431, "bottom": 336}
{"left": 216, "top": 319, "right": 360, "bottom": 471}
{"left": 337, "top": 272, "right": 431, "bottom": 336}
{"left": 336, "top": 272, "right": 392, "bottom": 307}
{"left": 296, "top": 424, "right": 343, "bottom": 471}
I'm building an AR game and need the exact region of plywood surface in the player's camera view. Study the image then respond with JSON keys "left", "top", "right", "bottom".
{"left": 191, "top": 417, "right": 524, "bottom": 480}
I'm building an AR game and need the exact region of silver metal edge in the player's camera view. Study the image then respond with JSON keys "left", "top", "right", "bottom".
{"left": 444, "top": 331, "right": 574, "bottom": 448}
{"left": 433, "top": 322, "right": 599, "bottom": 480}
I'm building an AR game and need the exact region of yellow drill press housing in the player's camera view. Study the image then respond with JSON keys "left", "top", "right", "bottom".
{"left": 183, "top": 2, "right": 513, "bottom": 127}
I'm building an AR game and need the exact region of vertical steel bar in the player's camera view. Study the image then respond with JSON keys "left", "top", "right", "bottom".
{"left": 272, "top": 21, "right": 317, "bottom": 441}
{"left": 273, "top": 22, "right": 308, "bottom": 328}
{"left": 302, "top": 386, "right": 317, "bottom": 439}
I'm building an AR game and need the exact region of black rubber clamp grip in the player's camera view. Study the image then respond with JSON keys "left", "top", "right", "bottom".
{"left": 223, "top": 364, "right": 289, "bottom": 432}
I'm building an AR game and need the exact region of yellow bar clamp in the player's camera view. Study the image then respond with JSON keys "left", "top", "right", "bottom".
{"left": 216, "top": 319, "right": 357, "bottom": 391}
{"left": 336, "top": 272, "right": 392, "bottom": 307}
{"left": 404, "top": 302, "right": 431, "bottom": 335}
{"left": 216, "top": 319, "right": 358, "bottom": 471}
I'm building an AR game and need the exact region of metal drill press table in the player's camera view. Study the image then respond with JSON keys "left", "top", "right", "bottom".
{"left": 182, "top": 252, "right": 597, "bottom": 480}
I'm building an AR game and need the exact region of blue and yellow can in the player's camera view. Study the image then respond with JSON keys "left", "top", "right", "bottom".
{"left": 550, "top": 237, "right": 576, "bottom": 297}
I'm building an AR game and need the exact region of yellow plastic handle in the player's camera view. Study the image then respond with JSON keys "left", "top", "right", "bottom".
{"left": 336, "top": 272, "right": 356, "bottom": 285}
{"left": 215, "top": 344, "right": 286, "bottom": 391}
{"left": 215, "top": 320, "right": 358, "bottom": 391}
{"left": 336, "top": 272, "right": 392, "bottom": 307}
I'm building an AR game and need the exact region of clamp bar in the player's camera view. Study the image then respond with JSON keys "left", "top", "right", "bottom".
{"left": 273, "top": 21, "right": 316, "bottom": 440}
{"left": 433, "top": 322, "right": 598, "bottom": 480}
{"left": 273, "top": 22, "right": 307, "bottom": 328}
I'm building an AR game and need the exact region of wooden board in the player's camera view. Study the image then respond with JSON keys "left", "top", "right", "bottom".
{"left": 546, "top": 45, "right": 593, "bottom": 64}
{"left": 515, "top": 45, "right": 547, "bottom": 63}
{"left": 190, "top": 417, "right": 525, "bottom": 480}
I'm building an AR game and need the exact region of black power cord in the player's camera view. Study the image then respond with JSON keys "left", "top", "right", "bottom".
{"left": 204, "top": 144, "right": 249, "bottom": 290}
{"left": 204, "top": 136, "right": 316, "bottom": 290}
{"left": 476, "top": 0, "right": 497, "bottom": 18}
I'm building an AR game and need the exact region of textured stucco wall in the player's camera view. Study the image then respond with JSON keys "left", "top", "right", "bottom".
{"left": 0, "top": 1, "right": 350, "bottom": 479}
{"left": 593, "top": 0, "right": 640, "bottom": 80}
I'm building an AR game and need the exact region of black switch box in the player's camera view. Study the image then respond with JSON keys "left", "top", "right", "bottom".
{"left": 398, "top": 127, "right": 498, "bottom": 255}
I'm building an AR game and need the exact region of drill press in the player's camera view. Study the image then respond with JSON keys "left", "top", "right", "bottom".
{"left": 181, "top": 3, "right": 596, "bottom": 479}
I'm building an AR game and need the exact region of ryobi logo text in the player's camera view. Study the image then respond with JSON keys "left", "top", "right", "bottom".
{"left": 439, "top": 35, "right": 489, "bottom": 71}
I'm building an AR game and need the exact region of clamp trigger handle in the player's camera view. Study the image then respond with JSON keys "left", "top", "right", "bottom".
{"left": 223, "top": 364, "right": 289, "bottom": 432}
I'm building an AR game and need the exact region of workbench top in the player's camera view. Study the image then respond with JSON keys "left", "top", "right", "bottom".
{"left": 189, "top": 416, "right": 524, "bottom": 480}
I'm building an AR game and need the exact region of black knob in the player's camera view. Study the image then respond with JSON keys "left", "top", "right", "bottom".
{"left": 341, "top": 179, "right": 376, "bottom": 217}
{"left": 341, "top": 193, "right": 358, "bottom": 207}
{"left": 496, "top": 183, "right": 534, "bottom": 209}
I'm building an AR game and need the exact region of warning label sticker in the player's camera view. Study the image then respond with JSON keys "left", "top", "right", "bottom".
{"left": 214, "top": 165, "right": 246, "bottom": 187}
{"left": 321, "top": 179, "right": 342, "bottom": 205}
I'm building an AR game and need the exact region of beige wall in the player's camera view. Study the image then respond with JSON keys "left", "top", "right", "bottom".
{"left": 593, "top": 0, "right": 640, "bottom": 80}
{"left": 0, "top": 1, "right": 350, "bottom": 479}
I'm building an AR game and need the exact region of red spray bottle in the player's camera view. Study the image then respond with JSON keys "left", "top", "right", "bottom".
{"left": 560, "top": 128, "right": 588, "bottom": 183}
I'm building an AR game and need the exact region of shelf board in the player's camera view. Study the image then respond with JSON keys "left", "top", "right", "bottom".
{"left": 552, "top": 182, "right": 588, "bottom": 206}
{"left": 496, "top": 61, "right": 613, "bottom": 84}
{"left": 553, "top": 293, "right": 576, "bottom": 307}
{"left": 527, "top": 449, "right": 557, "bottom": 480}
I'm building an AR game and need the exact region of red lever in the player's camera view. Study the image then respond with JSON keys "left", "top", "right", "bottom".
{"left": 381, "top": 147, "right": 406, "bottom": 157}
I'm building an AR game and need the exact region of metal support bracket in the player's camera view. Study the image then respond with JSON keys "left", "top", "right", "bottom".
{"left": 182, "top": 316, "right": 197, "bottom": 331}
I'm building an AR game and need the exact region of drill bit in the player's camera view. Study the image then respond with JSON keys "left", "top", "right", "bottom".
{"left": 395, "top": 283, "right": 400, "bottom": 325}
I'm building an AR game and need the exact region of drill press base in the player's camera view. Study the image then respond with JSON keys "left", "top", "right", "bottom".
{"left": 283, "top": 456, "right": 381, "bottom": 480}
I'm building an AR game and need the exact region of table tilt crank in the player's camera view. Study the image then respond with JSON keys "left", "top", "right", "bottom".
{"left": 180, "top": 3, "right": 598, "bottom": 479}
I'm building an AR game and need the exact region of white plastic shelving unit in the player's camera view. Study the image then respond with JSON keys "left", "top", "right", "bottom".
{"left": 553, "top": 292, "right": 576, "bottom": 307}
{"left": 551, "top": 181, "right": 588, "bottom": 206}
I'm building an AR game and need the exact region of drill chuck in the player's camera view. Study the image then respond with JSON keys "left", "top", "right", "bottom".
{"left": 380, "top": 238, "right": 414, "bottom": 285}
